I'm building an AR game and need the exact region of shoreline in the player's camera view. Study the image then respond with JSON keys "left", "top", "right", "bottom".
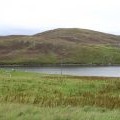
{"left": 0, "top": 63, "right": 120, "bottom": 67}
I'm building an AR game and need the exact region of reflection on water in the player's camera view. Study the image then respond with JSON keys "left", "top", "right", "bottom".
{"left": 1, "top": 66, "right": 120, "bottom": 77}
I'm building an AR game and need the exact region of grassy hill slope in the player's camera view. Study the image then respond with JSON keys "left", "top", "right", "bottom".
{"left": 0, "top": 28, "right": 120, "bottom": 65}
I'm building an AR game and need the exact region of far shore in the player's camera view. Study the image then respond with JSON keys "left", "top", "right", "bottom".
{"left": 0, "top": 63, "right": 120, "bottom": 67}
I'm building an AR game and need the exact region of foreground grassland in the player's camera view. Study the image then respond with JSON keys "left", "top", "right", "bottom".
{"left": 0, "top": 70, "right": 120, "bottom": 120}
{"left": 0, "top": 104, "right": 120, "bottom": 120}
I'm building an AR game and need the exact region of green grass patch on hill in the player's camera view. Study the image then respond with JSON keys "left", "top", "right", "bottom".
{"left": 0, "top": 44, "right": 120, "bottom": 65}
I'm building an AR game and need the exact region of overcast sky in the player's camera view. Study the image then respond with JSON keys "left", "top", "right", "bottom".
{"left": 0, "top": 0, "right": 120, "bottom": 35}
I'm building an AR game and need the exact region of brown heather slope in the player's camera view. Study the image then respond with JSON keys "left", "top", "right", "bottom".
{"left": 0, "top": 28, "right": 120, "bottom": 65}
{"left": 34, "top": 28, "right": 120, "bottom": 44}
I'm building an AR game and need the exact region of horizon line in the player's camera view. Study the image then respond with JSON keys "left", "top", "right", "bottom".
{"left": 0, "top": 27, "right": 120, "bottom": 36}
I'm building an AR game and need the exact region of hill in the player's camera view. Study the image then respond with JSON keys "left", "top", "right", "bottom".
{"left": 0, "top": 28, "right": 120, "bottom": 65}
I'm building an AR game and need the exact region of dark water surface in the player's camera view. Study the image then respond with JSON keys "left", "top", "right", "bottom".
{"left": 1, "top": 66, "right": 120, "bottom": 77}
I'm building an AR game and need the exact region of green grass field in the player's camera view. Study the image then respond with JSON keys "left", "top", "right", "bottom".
{"left": 0, "top": 69, "right": 120, "bottom": 120}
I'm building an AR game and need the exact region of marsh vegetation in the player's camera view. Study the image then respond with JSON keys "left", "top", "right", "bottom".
{"left": 0, "top": 70, "right": 120, "bottom": 119}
